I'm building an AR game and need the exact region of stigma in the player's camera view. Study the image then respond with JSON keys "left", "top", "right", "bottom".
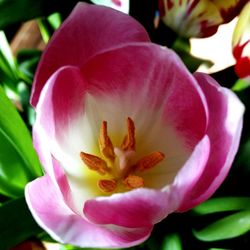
{"left": 80, "top": 117, "right": 165, "bottom": 193}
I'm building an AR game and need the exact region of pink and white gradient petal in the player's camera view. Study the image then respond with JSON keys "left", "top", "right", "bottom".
{"left": 81, "top": 43, "right": 208, "bottom": 150}
{"left": 31, "top": 3, "right": 149, "bottom": 107}
{"left": 25, "top": 175, "right": 152, "bottom": 248}
{"left": 178, "top": 73, "right": 244, "bottom": 211}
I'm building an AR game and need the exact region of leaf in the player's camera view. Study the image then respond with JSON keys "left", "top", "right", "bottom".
{"left": 16, "top": 49, "right": 42, "bottom": 84}
{"left": 162, "top": 233, "right": 182, "bottom": 250}
{"left": 0, "top": 31, "right": 19, "bottom": 91}
{"left": 38, "top": 12, "right": 62, "bottom": 43}
{"left": 0, "top": 0, "right": 54, "bottom": 29}
{"left": 232, "top": 79, "right": 250, "bottom": 92}
{"left": 0, "top": 86, "right": 42, "bottom": 197}
{"left": 0, "top": 197, "right": 43, "bottom": 250}
{"left": 193, "top": 210, "right": 250, "bottom": 241}
{"left": 193, "top": 197, "right": 250, "bottom": 215}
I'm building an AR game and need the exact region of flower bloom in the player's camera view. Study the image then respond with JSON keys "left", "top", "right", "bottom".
{"left": 25, "top": 3, "right": 244, "bottom": 248}
{"left": 159, "top": 0, "right": 248, "bottom": 38}
{"left": 232, "top": 1, "right": 250, "bottom": 80}
{"left": 90, "top": 0, "right": 129, "bottom": 13}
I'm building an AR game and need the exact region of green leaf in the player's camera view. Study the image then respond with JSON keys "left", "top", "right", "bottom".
{"left": 0, "top": 0, "right": 54, "bottom": 29}
{"left": 232, "top": 79, "right": 250, "bottom": 92}
{"left": 16, "top": 49, "right": 42, "bottom": 84}
{"left": 162, "top": 233, "right": 182, "bottom": 250}
{"left": 0, "top": 31, "right": 19, "bottom": 91}
{"left": 0, "top": 197, "right": 43, "bottom": 250}
{"left": 0, "top": 86, "right": 42, "bottom": 197}
{"left": 38, "top": 12, "right": 62, "bottom": 43}
{"left": 193, "top": 210, "right": 250, "bottom": 241}
{"left": 193, "top": 197, "right": 250, "bottom": 215}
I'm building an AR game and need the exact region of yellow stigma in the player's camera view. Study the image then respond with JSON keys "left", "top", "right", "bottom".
{"left": 80, "top": 117, "right": 165, "bottom": 194}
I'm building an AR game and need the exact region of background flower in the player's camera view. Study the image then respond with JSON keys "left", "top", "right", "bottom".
{"left": 232, "top": 1, "right": 250, "bottom": 81}
{"left": 159, "top": 0, "right": 248, "bottom": 38}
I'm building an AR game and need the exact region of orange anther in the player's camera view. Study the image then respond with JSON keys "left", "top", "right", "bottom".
{"left": 134, "top": 151, "right": 165, "bottom": 172}
{"left": 99, "top": 121, "right": 115, "bottom": 160}
{"left": 80, "top": 152, "right": 110, "bottom": 175}
{"left": 98, "top": 179, "right": 117, "bottom": 193}
{"left": 121, "top": 117, "right": 136, "bottom": 151}
{"left": 123, "top": 175, "right": 144, "bottom": 189}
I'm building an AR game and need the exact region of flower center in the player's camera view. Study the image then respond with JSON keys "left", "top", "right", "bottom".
{"left": 80, "top": 117, "right": 165, "bottom": 193}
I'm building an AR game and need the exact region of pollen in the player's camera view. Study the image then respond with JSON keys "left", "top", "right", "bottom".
{"left": 80, "top": 152, "right": 110, "bottom": 175}
{"left": 121, "top": 117, "right": 136, "bottom": 151}
{"left": 98, "top": 179, "right": 117, "bottom": 193}
{"left": 123, "top": 175, "right": 144, "bottom": 189}
{"left": 134, "top": 151, "right": 165, "bottom": 172}
{"left": 99, "top": 121, "right": 115, "bottom": 161}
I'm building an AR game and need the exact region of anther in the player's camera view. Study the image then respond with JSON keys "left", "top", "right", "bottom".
{"left": 123, "top": 175, "right": 144, "bottom": 189}
{"left": 99, "top": 121, "right": 115, "bottom": 160}
{"left": 80, "top": 152, "right": 110, "bottom": 175}
{"left": 98, "top": 179, "right": 117, "bottom": 192}
{"left": 121, "top": 117, "right": 136, "bottom": 151}
{"left": 134, "top": 151, "right": 165, "bottom": 172}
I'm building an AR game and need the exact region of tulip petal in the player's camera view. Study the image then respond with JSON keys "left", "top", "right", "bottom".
{"left": 83, "top": 135, "right": 210, "bottom": 228}
{"left": 178, "top": 73, "right": 244, "bottom": 211}
{"left": 25, "top": 175, "right": 152, "bottom": 248}
{"left": 31, "top": 2, "right": 149, "bottom": 107}
{"left": 84, "top": 188, "right": 177, "bottom": 228}
{"left": 81, "top": 43, "right": 208, "bottom": 150}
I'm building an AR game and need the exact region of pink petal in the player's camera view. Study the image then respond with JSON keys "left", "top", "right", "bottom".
{"left": 31, "top": 3, "right": 149, "bottom": 107}
{"left": 173, "top": 135, "right": 210, "bottom": 199}
{"left": 25, "top": 175, "right": 152, "bottom": 248}
{"left": 83, "top": 136, "right": 210, "bottom": 228}
{"left": 81, "top": 43, "right": 208, "bottom": 149}
{"left": 35, "top": 65, "right": 85, "bottom": 140}
{"left": 84, "top": 188, "right": 178, "bottom": 228}
{"left": 178, "top": 73, "right": 244, "bottom": 211}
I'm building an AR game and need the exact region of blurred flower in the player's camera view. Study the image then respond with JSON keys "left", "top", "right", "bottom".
{"left": 25, "top": 3, "right": 244, "bottom": 249}
{"left": 11, "top": 240, "right": 45, "bottom": 250}
{"left": 159, "top": 0, "right": 248, "bottom": 38}
{"left": 232, "top": 1, "right": 250, "bottom": 80}
{"left": 90, "top": 0, "right": 129, "bottom": 13}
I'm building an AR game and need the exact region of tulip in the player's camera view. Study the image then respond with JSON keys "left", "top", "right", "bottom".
{"left": 232, "top": 1, "right": 250, "bottom": 80}
{"left": 25, "top": 3, "right": 244, "bottom": 248}
{"left": 159, "top": 0, "right": 248, "bottom": 38}
{"left": 90, "top": 0, "right": 129, "bottom": 13}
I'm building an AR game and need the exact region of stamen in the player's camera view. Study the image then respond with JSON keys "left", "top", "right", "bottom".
{"left": 123, "top": 175, "right": 144, "bottom": 189}
{"left": 121, "top": 117, "right": 136, "bottom": 151}
{"left": 80, "top": 152, "right": 110, "bottom": 175}
{"left": 98, "top": 179, "right": 117, "bottom": 192}
{"left": 98, "top": 121, "right": 115, "bottom": 160}
{"left": 134, "top": 151, "right": 165, "bottom": 172}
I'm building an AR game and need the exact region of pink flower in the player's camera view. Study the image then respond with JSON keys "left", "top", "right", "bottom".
{"left": 232, "top": 1, "right": 250, "bottom": 81}
{"left": 159, "top": 0, "right": 248, "bottom": 38}
{"left": 25, "top": 3, "right": 244, "bottom": 249}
